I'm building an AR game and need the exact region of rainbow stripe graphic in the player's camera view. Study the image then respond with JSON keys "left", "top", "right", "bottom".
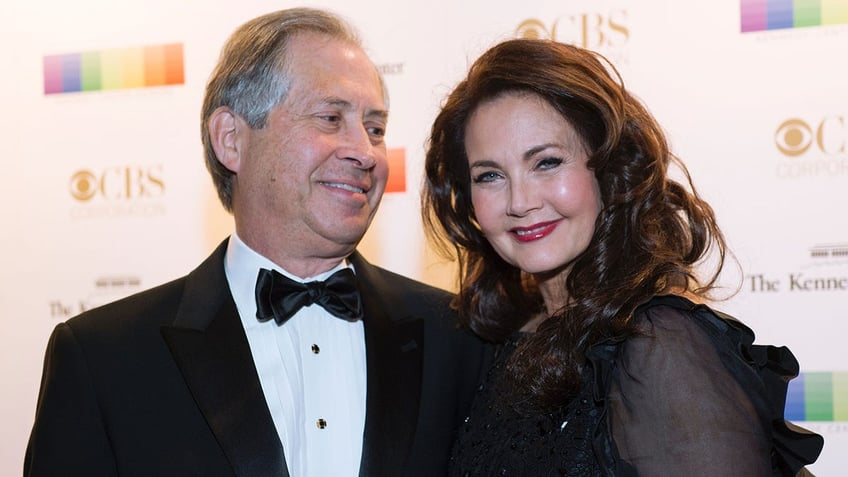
{"left": 741, "top": 0, "right": 848, "bottom": 32}
{"left": 786, "top": 371, "right": 848, "bottom": 421}
{"left": 44, "top": 43, "right": 184, "bottom": 95}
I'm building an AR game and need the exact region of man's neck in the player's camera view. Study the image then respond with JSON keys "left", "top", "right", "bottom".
{"left": 234, "top": 230, "right": 352, "bottom": 279}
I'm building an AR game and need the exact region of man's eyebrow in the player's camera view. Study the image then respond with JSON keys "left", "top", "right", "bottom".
{"left": 365, "top": 109, "right": 389, "bottom": 122}
{"left": 322, "top": 97, "right": 388, "bottom": 121}
{"left": 323, "top": 97, "right": 352, "bottom": 109}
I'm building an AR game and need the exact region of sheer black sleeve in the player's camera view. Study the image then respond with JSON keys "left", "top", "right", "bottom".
{"left": 607, "top": 303, "right": 772, "bottom": 476}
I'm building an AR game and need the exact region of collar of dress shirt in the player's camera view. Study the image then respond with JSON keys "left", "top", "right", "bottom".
{"left": 223, "top": 233, "right": 352, "bottom": 330}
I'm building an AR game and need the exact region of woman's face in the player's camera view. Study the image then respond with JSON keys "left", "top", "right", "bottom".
{"left": 465, "top": 93, "right": 602, "bottom": 277}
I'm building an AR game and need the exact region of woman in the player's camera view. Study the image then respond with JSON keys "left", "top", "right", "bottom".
{"left": 422, "top": 39, "right": 823, "bottom": 476}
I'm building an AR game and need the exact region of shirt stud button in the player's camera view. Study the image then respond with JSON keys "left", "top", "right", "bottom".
{"left": 311, "top": 344, "right": 320, "bottom": 354}
{"left": 316, "top": 418, "right": 327, "bottom": 429}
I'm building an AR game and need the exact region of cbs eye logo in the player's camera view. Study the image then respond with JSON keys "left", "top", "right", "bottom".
{"left": 516, "top": 19, "right": 551, "bottom": 39}
{"left": 69, "top": 170, "right": 99, "bottom": 201}
{"left": 69, "top": 166, "right": 165, "bottom": 202}
{"left": 775, "top": 116, "right": 846, "bottom": 157}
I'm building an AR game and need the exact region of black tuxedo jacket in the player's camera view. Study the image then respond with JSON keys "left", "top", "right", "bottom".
{"left": 25, "top": 240, "right": 490, "bottom": 476}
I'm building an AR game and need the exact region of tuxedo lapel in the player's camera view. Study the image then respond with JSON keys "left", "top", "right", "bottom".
{"left": 351, "top": 253, "right": 424, "bottom": 477}
{"left": 160, "top": 240, "right": 289, "bottom": 477}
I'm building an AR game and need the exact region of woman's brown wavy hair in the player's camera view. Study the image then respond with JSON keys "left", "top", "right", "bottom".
{"left": 422, "top": 39, "right": 727, "bottom": 410}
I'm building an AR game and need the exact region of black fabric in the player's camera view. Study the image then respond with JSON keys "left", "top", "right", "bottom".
{"left": 450, "top": 295, "right": 823, "bottom": 476}
{"left": 255, "top": 267, "right": 363, "bottom": 324}
{"left": 450, "top": 335, "right": 607, "bottom": 477}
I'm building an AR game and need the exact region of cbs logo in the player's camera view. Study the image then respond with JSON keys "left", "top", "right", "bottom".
{"left": 775, "top": 116, "right": 846, "bottom": 157}
{"left": 70, "top": 165, "right": 165, "bottom": 202}
{"left": 516, "top": 11, "right": 629, "bottom": 50}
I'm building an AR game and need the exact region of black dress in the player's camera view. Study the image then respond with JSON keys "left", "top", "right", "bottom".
{"left": 449, "top": 295, "right": 824, "bottom": 476}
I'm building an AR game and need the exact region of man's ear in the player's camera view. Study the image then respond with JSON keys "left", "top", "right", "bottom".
{"left": 208, "top": 106, "right": 246, "bottom": 173}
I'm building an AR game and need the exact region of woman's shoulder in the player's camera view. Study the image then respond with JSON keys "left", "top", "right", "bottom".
{"left": 602, "top": 295, "right": 741, "bottom": 387}
{"left": 621, "top": 294, "right": 764, "bottom": 360}
{"left": 630, "top": 294, "right": 745, "bottom": 335}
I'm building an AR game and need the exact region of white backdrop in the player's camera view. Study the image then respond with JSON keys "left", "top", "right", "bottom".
{"left": 2, "top": 0, "right": 845, "bottom": 474}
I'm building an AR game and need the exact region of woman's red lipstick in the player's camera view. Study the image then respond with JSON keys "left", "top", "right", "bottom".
{"left": 510, "top": 219, "right": 562, "bottom": 243}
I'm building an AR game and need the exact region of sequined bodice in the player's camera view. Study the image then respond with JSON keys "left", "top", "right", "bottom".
{"left": 449, "top": 337, "right": 605, "bottom": 477}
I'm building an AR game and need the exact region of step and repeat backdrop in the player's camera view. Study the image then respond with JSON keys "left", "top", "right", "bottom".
{"left": 2, "top": 0, "right": 846, "bottom": 473}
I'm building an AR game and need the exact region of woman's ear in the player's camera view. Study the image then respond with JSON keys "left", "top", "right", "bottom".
{"left": 208, "top": 106, "right": 245, "bottom": 173}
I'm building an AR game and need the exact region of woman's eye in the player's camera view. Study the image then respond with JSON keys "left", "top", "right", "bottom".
{"left": 472, "top": 171, "right": 501, "bottom": 183}
{"left": 537, "top": 157, "right": 563, "bottom": 170}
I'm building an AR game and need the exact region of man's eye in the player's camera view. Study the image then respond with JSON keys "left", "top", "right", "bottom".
{"left": 367, "top": 126, "right": 386, "bottom": 137}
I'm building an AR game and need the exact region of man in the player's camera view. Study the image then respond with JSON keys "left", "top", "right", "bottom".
{"left": 25, "top": 8, "right": 489, "bottom": 477}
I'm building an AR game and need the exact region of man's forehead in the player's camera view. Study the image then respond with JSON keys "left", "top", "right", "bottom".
{"left": 282, "top": 33, "right": 386, "bottom": 111}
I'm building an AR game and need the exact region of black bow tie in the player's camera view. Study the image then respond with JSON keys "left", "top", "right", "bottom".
{"left": 255, "top": 267, "right": 363, "bottom": 324}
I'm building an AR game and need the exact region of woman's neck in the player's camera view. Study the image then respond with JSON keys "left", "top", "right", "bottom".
{"left": 522, "top": 269, "right": 570, "bottom": 332}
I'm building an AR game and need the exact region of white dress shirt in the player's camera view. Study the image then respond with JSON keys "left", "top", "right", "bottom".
{"left": 224, "top": 234, "right": 367, "bottom": 477}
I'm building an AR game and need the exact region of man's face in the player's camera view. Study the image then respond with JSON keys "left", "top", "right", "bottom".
{"left": 233, "top": 33, "right": 389, "bottom": 270}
